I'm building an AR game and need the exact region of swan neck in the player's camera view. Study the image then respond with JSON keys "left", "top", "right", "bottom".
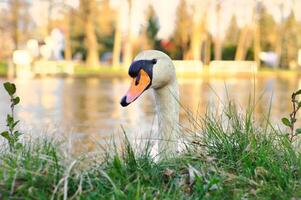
{"left": 154, "top": 78, "right": 179, "bottom": 155}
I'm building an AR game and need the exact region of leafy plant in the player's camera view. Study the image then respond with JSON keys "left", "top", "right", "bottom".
{"left": 1, "top": 82, "right": 22, "bottom": 151}
{"left": 281, "top": 89, "right": 301, "bottom": 142}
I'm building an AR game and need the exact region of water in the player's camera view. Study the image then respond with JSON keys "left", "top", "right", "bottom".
{"left": 0, "top": 75, "right": 300, "bottom": 153}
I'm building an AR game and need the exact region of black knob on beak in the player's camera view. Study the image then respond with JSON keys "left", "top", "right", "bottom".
{"left": 120, "top": 96, "right": 130, "bottom": 107}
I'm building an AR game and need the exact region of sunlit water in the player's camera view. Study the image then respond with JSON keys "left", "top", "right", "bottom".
{"left": 0, "top": 75, "right": 300, "bottom": 153}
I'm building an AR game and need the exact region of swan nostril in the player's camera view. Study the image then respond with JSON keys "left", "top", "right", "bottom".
{"left": 120, "top": 96, "right": 130, "bottom": 107}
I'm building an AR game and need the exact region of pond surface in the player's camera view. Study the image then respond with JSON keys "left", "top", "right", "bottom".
{"left": 0, "top": 75, "right": 300, "bottom": 153}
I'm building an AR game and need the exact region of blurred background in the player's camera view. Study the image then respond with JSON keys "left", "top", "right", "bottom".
{"left": 0, "top": 0, "right": 300, "bottom": 69}
{"left": 0, "top": 0, "right": 301, "bottom": 153}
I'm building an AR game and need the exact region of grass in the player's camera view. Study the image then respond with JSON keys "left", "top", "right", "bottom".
{"left": 73, "top": 64, "right": 127, "bottom": 76}
{"left": 1, "top": 103, "right": 301, "bottom": 199}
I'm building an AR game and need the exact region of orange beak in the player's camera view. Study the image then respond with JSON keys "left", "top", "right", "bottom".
{"left": 120, "top": 69, "right": 151, "bottom": 107}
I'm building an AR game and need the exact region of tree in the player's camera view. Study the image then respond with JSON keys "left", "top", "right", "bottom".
{"left": 204, "top": 33, "right": 212, "bottom": 65}
{"left": 95, "top": 0, "right": 115, "bottom": 54}
{"left": 123, "top": 0, "right": 133, "bottom": 68}
{"left": 80, "top": 0, "right": 99, "bottom": 67}
{"left": 173, "top": 0, "right": 192, "bottom": 59}
{"left": 145, "top": 6, "right": 160, "bottom": 50}
{"left": 10, "top": 0, "right": 20, "bottom": 50}
{"left": 258, "top": 8, "right": 277, "bottom": 52}
{"left": 63, "top": 9, "right": 72, "bottom": 60}
{"left": 281, "top": 14, "right": 298, "bottom": 68}
{"left": 213, "top": 0, "right": 222, "bottom": 60}
{"left": 189, "top": 0, "right": 209, "bottom": 61}
{"left": 190, "top": 18, "right": 205, "bottom": 61}
{"left": 47, "top": 0, "right": 53, "bottom": 35}
{"left": 275, "top": 2, "right": 286, "bottom": 68}
{"left": 112, "top": 6, "right": 122, "bottom": 67}
{"left": 0, "top": 7, "right": 12, "bottom": 59}
{"left": 235, "top": 26, "right": 251, "bottom": 60}
{"left": 8, "top": 0, "right": 30, "bottom": 51}
{"left": 253, "top": 2, "right": 262, "bottom": 67}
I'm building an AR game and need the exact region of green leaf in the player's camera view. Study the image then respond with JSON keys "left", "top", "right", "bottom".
{"left": 15, "top": 143, "right": 23, "bottom": 150}
{"left": 12, "top": 97, "right": 20, "bottom": 105}
{"left": 296, "top": 128, "right": 301, "bottom": 134}
{"left": 6, "top": 115, "right": 15, "bottom": 131}
{"left": 3, "top": 82, "right": 16, "bottom": 96}
{"left": 14, "top": 131, "right": 22, "bottom": 138}
{"left": 294, "top": 89, "right": 301, "bottom": 96}
{"left": 12, "top": 120, "right": 19, "bottom": 129}
{"left": 6, "top": 114, "right": 13, "bottom": 125}
{"left": 281, "top": 117, "right": 291, "bottom": 127}
{"left": 1, "top": 131, "right": 10, "bottom": 140}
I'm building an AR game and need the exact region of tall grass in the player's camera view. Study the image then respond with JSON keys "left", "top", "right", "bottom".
{"left": 1, "top": 103, "right": 301, "bottom": 199}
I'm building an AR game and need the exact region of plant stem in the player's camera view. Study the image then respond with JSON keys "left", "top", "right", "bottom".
{"left": 289, "top": 93, "right": 300, "bottom": 142}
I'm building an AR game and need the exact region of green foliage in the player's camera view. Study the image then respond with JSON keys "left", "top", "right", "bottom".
{"left": 0, "top": 138, "right": 63, "bottom": 199}
{"left": 259, "top": 7, "right": 278, "bottom": 51}
{"left": 98, "top": 33, "right": 114, "bottom": 55}
{"left": 146, "top": 6, "right": 161, "bottom": 51}
{"left": 1, "top": 102, "right": 301, "bottom": 199}
{"left": 222, "top": 45, "right": 254, "bottom": 61}
{"left": 191, "top": 103, "right": 301, "bottom": 199}
{"left": 3, "top": 82, "right": 16, "bottom": 95}
{"left": 245, "top": 47, "right": 254, "bottom": 60}
{"left": 222, "top": 45, "right": 236, "bottom": 60}
{"left": 282, "top": 117, "right": 291, "bottom": 127}
{"left": 146, "top": 15, "right": 159, "bottom": 43}
{"left": 1, "top": 82, "right": 22, "bottom": 151}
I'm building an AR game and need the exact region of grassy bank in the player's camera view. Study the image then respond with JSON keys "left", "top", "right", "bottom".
{"left": 0, "top": 61, "right": 7, "bottom": 76}
{"left": 1, "top": 104, "right": 301, "bottom": 199}
{"left": 72, "top": 65, "right": 301, "bottom": 79}
{"left": 74, "top": 64, "right": 127, "bottom": 77}
{"left": 0, "top": 61, "right": 299, "bottom": 79}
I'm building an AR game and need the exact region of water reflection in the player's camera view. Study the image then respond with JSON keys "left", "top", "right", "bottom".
{"left": 0, "top": 75, "right": 300, "bottom": 153}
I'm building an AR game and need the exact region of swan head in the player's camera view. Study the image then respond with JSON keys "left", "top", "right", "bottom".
{"left": 120, "top": 50, "right": 176, "bottom": 107}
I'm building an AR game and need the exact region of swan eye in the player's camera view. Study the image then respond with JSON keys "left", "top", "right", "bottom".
{"left": 152, "top": 59, "right": 157, "bottom": 64}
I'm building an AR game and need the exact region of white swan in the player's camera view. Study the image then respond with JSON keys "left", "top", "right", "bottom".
{"left": 120, "top": 50, "right": 179, "bottom": 157}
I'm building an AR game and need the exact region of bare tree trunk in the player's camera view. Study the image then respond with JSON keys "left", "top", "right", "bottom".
{"left": 47, "top": 0, "right": 53, "bottom": 35}
{"left": 276, "top": 2, "right": 285, "bottom": 68}
{"left": 214, "top": 2, "right": 221, "bottom": 60}
{"left": 183, "top": 45, "right": 190, "bottom": 60}
{"left": 123, "top": 36, "right": 133, "bottom": 68}
{"left": 214, "top": 37, "right": 222, "bottom": 60}
{"left": 190, "top": 1, "right": 208, "bottom": 61}
{"left": 191, "top": 21, "right": 205, "bottom": 61}
{"left": 276, "top": 20, "right": 286, "bottom": 68}
{"left": 204, "top": 33, "right": 211, "bottom": 65}
{"left": 9, "top": 0, "right": 21, "bottom": 78}
{"left": 253, "top": 21, "right": 261, "bottom": 67}
{"left": 235, "top": 26, "right": 250, "bottom": 60}
{"left": 85, "top": 17, "right": 99, "bottom": 67}
{"left": 253, "top": 3, "right": 261, "bottom": 67}
{"left": 123, "top": 0, "right": 133, "bottom": 68}
{"left": 64, "top": 11, "right": 72, "bottom": 60}
{"left": 81, "top": 0, "right": 99, "bottom": 68}
{"left": 10, "top": 0, "right": 20, "bottom": 50}
{"left": 113, "top": 9, "right": 121, "bottom": 68}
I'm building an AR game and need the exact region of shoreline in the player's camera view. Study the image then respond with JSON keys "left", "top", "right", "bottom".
{"left": 1, "top": 69, "right": 301, "bottom": 79}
